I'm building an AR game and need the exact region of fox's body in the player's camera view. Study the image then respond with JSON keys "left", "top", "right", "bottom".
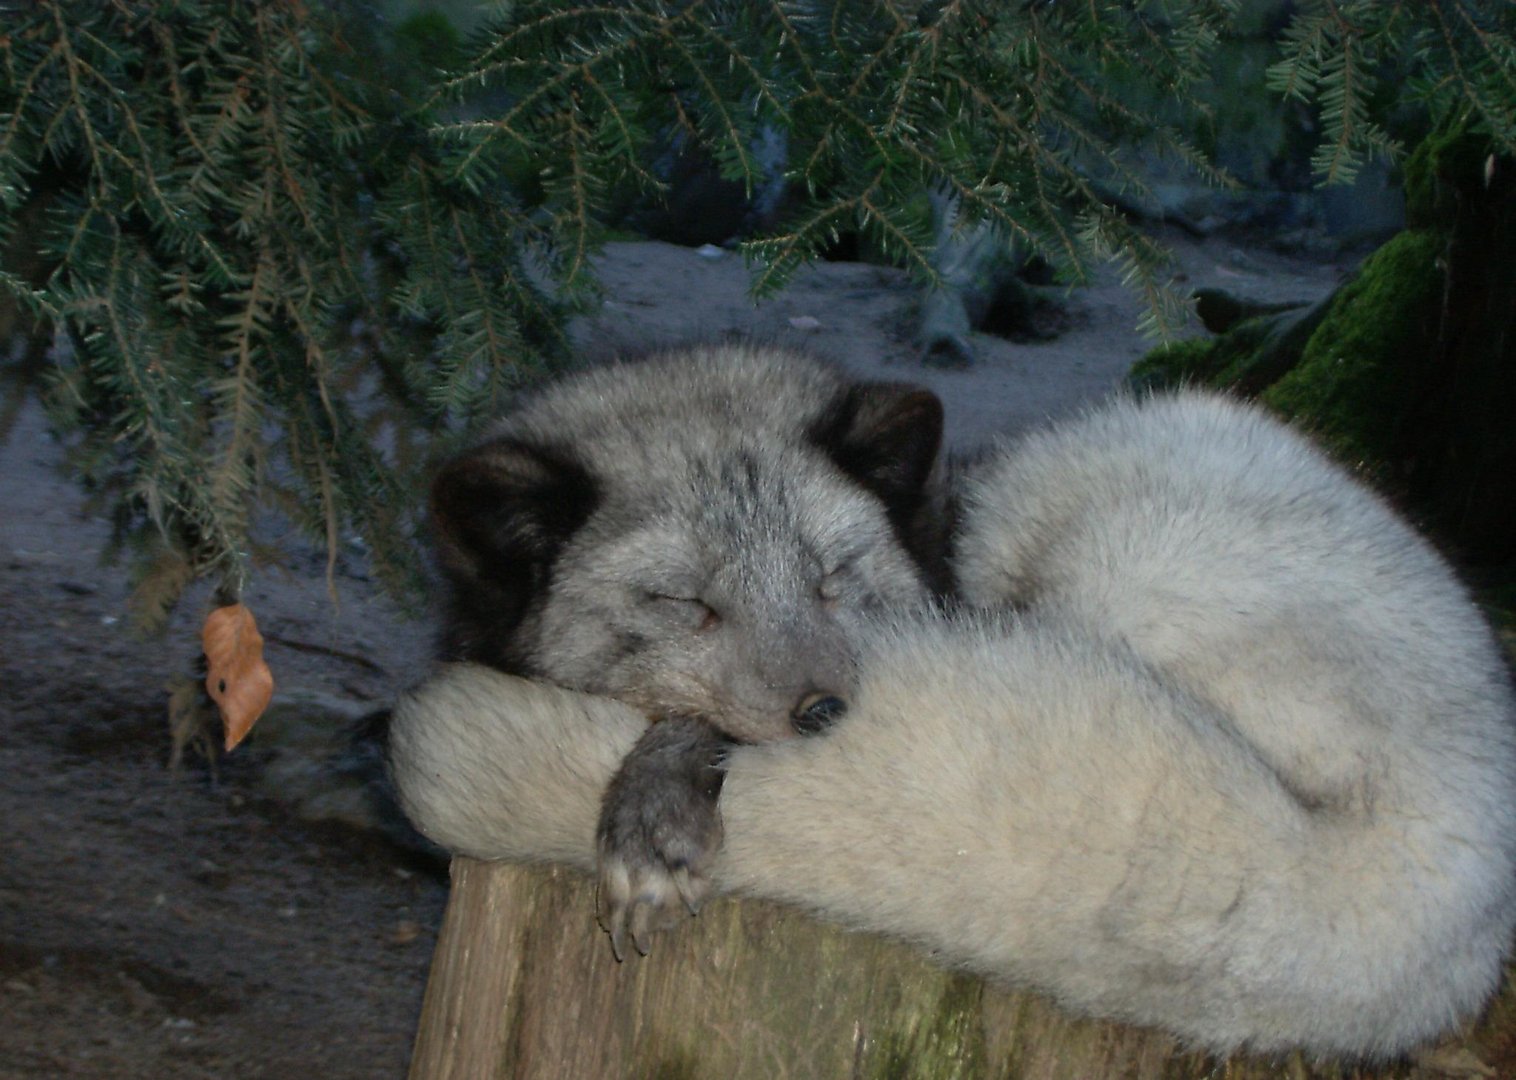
{"left": 392, "top": 347, "right": 1516, "bottom": 1057}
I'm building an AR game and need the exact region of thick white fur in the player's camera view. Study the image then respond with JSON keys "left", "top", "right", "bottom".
{"left": 389, "top": 391, "right": 1516, "bottom": 1058}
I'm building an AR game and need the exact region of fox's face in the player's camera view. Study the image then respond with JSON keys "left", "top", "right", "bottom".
{"left": 525, "top": 442, "right": 934, "bottom": 741}
{"left": 430, "top": 347, "right": 947, "bottom": 743}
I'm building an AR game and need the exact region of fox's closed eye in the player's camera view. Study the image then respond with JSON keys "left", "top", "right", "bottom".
{"left": 817, "top": 559, "right": 856, "bottom": 602}
{"left": 646, "top": 592, "right": 722, "bottom": 632}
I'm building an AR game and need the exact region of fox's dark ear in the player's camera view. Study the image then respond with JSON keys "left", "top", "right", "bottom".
{"left": 812, "top": 381, "right": 949, "bottom": 588}
{"left": 814, "top": 382, "right": 944, "bottom": 510}
{"left": 430, "top": 438, "right": 599, "bottom": 590}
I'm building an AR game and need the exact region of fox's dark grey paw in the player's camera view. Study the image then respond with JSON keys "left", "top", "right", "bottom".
{"left": 595, "top": 717, "right": 727, "bottom": 959}
{"left": 596, "top": 843, "right": 714, "bottom": 961}
{"left": 596, "top": 789, "right": 722, "bottom": 960}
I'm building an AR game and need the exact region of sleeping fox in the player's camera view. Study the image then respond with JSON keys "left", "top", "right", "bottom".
{"left": 392, "top": 344, "right": 1516, "bottom": 1058}
{"left": 425, "top": 344, "right": 949, "bottom": 957}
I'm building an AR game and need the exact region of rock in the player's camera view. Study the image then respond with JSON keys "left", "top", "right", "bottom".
{"left": 1192, "top": 287, "right": 1310, "bottom": 334}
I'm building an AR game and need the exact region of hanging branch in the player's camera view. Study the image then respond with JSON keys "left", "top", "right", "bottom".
{"left": 1, "top": 0, "right": 1512, "bottom": 630}
{"left": 0, "top": 0, "right": 568, "bottom": 627}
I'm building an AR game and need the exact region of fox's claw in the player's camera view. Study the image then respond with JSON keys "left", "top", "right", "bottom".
{"left": 594, "top": 716, "right": 728, "bottom": 959}
{"left": 597, "top": 849, "right": 714, "bottom": 960}
{"left": 671, "top": 865, "right": 702, "bottom": 915}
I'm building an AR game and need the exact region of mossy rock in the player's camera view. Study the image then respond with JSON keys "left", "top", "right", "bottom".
{"left": 1130, "top": 320, "right": 1270, "bottom": 391}
{"left": 1260, "top": 229, "right": 1444, "bottom": 471}
{"left": 1129, "top": 337, "right": 1225, "bottom": 390}
{"left": 1133, "top": 229, "right": 1447, "bottom": 485}
{"left": 1130, "top": 300, "right": 1323, "bottom": 397}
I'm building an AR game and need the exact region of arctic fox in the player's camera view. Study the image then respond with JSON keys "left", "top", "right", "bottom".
{"left": 390, "top": 348, "right": 1516, "bottom": 1058}
{"left": 426, "top": 344, "right": 948, "bottom": 955}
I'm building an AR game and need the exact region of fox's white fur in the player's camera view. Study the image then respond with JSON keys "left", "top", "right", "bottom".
{"left": 389, "top": 385, "right": 1516, "bottom": 1059}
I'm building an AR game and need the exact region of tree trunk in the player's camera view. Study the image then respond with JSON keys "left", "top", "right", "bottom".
{"left": 408, "top": 857, "right": 1513, "bottom": 1080}
{"left": 1409, "top": 148, "right": 1516, "bottom": 564}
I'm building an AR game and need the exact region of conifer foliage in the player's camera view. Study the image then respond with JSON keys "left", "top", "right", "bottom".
{"left": 1, "top": 1, "right": 1513, "bottom": 626}
{"left": 1267, "top": 1, "right": 1516, "bottom": 185}
{"left": 0, "top": 1, "right": 564, "bottom": 624}
{"left": 438, "top": 0, "right": 1241, "bottom": 336}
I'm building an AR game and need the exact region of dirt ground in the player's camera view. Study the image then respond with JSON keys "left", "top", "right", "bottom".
{"left": 0, "top": 231, "right": 1352, "bottom": 1078}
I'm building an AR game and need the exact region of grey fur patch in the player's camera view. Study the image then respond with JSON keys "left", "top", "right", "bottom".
{"left": 431, "top": 343, "right": 945, "bottom": 743}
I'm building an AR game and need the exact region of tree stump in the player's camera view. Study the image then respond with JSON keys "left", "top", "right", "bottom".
{"left": 408, "top": 857, "right": 1514, "bottom": 1080}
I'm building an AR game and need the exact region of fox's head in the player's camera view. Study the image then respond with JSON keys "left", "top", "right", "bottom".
{"left": 429, "top": 346, "right": 947, "bottom": 743}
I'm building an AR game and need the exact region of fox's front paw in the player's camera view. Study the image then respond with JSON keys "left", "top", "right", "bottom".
{"left": 595, "top": 717, "right": 728, "bottom": 960}
{"left": 596, "top": 800, "right": 720, "bottom": 960}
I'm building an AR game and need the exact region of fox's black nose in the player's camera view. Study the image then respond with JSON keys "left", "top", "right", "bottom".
{"left": 792, "top": 692, "right": 847, "bottom": 735}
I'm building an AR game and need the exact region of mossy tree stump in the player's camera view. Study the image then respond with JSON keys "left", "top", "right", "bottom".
{"left": 408, "top": 857, "right": 1513, "bottom": 1080}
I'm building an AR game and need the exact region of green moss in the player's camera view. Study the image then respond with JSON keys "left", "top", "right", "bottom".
{"left": 1206, "top": 317, "right": 1285, "bottom": 387}
{"left": 1129, "top": 317, "right": 1277, "bottom": 392}
{"left": 1261, "top": 230, "right": 1445, "bottom": 470}
{"left": 1404, "top": 124, "right": 1493, "bottom": 229}
{"left": 871, "top": 974, "right": 987, "bottom": 1080}
{"left": 1130, "top": 338, "right": 1224, "bottom": 391}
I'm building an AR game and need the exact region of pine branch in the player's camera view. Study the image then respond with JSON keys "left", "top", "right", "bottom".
{"left": 1423, "top": 0, "right": 1516, "bottom": 154}
{"left": 441, "top": 0, "right": 1257, "bottom": 310}
{"left": 4, "top": 0, "right": 1513, "bottom": 630}
{"left": 0, "top": 1, "right": 561, "bottom": 624}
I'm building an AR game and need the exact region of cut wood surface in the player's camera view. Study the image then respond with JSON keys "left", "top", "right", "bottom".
{"left": 409, "top": 857, "right": 1514, "bottom": 1080}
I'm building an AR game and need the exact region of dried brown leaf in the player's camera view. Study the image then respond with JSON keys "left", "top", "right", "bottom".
{"left": 202, "top": 603, "right": 275, "bottom": 751}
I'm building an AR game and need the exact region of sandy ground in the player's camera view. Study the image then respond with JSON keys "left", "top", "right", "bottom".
{"left": 0, "top": 232, "right": 1352, "bottom": 1078}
